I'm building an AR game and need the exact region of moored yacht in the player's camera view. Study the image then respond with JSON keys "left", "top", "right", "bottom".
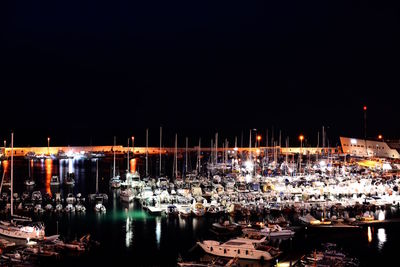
{"left": 197, "top": 236, "right": 281, "bottom": 260}
{"left": 120, "top": 188, "right": 135, "bottom": 202}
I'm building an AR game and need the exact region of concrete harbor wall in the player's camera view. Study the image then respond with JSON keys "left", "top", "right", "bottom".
{"left": 0, "top": 145, "right": 339, "bottom": 157}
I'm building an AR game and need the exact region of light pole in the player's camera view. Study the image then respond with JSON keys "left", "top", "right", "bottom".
{"left": 131, "top": 136, "right": 135, "bottom": 173}
{"left": 47, "top": 137, "right": 50, "bottom": 155}
{"left": 363, "top": 106, "right": 367, "bottom": 139}
{"left": 299, "top": 135, "right": 304, "bottom": 173}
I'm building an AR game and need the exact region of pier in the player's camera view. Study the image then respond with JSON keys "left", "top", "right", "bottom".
{"left": 0, "top": 146, "right": 340, "bottom": 158}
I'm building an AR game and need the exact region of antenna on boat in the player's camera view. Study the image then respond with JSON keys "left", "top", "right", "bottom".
{"left": 11, "top": 132, "right": 14, "bottom": 218}
{"left": 185, "top": 137, "right": 188, "bottom": 177}
{"left": 113, "top": 136, "right": 116, "bottom": 178}
{"left": 173, "top": 133, "right": 178, "bottom": 179}
{"left": 146, "top": 128, "right": 149, "bottom": 177}
{"left": 96, "top": 159, "right": 99, "bottom": 194}
{"left": 159, "top": 126, "right": 162, "bottom": 177}
{"left": 249, "top": 129, "right": 252, "bottom": 161}
{"left": 215, "top": 133, "right": 218, "bottom": 165}
{"left": 127, "top": 137, "right": 130, "bottom": 173}
{"left": 197, "top": 138, "right": 201, "bottom": 174}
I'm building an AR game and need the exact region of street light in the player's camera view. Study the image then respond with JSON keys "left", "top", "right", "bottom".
{"left": 257, "top": 135, "right": 261, "bottom": 147}
{"left": 299, "top": 135, "right": 304, "bottom": 173}
{"left": 47, "top": 137, "right": 50, "bottom": 155}
{"left": 363, "top": 106, "right": 367, "bottom": 139}
{"left": 378, "top": 134, "right": 383, "bottom": 141}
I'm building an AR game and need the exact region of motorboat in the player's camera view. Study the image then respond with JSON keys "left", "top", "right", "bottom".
{"left": 179, "top": 206, "right": 192, "bottom": 217}
{"left": 66, "top": 193, "right": 76, "bottom": 204}
{"left": 50, "top": 175, "right": 60, "bottom": 186}
{"left": 64, "top": 204, "right": 75, "bottom": 213}
{"left": 31, "top": 191, "right": 42, "bottom": 202}
{"left": 94, "top": 203, "right": 106, "bottom": 213}
{"left": 166, "top": 205, "right": 179, "bottom": 216}
{"left": 120, "top": 188, "right": 135, "bottom": 202}
{"left": 299, "top": 214, "right": 321, "bottom": 225}
{"left": 0, "top": 221, "right": 45, "bottom": 240}
{"left": 192, "top": 203, "right": 205, "bottom": 217}
{"left": 44, "top": 204, "right": 53, "bottom": 212}
{"left": 243, "top": 223, "right": 295, "bottom": 238}
{"left": 75, "top": 203, "right": 86, "bottom": 212}
{"left": 55, "top": 204, "right": 63, "bottom": 212}
{"left": 211, "top": 221, "right": 242, "bottom": 235}
{"left": 197, "top": 236, "right": 281, "bottom": 260}
{"left": 110, "top": 176, "right": 121, "bottom": 189}
{"left": 33, "top": 204, "right": 44, "bottom": 214}
{"left": 63, "top": 173, "right": 75, "bottom": 186}
{"left": 24, "top": 178, "right": 35, "bottom": 187}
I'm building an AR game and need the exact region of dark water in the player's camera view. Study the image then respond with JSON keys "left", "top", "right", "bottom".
{"left": 1, "top": 158, "right": 399, "bottom": 267}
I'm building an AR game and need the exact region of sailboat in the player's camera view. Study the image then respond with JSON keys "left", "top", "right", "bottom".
{"left": 24, "top": 159, "right": 35, "bottom": 187}
{"left": 89, "top": 159, "right": 107, "bottom": 212}
{"left": 120, "top": 138, "right": 135, "bottom": 203}
{"left": 0, "top": 133, "right": 45, "bottom": 240}
{"left": 109, "top": 136, "right": 121, "bottom": 189}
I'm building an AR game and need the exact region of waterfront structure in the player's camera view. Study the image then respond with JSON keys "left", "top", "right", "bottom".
{"left": 340, "top": 137, "right": 400, "bottom": 159}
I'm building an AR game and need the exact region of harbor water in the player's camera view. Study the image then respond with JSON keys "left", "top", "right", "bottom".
{"left": 1, "top": 157, "right": 399, "bottom": 266}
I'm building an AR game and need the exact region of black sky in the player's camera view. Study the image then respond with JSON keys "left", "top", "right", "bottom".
{"left": 1, "top": 1, "right": 399, "bottom": 146}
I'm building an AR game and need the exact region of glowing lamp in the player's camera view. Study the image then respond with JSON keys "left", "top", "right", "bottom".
{"left": 378, "top": 135, "right": 382, "bottom": 140}
{"left": 299, "top": 135, "right": 304, "bottom": 141}
{"left": 363, "top": 106, "right": 367, "bottom": 111}
{"left": 257, "top": 135, "right": 261, "bottom": 141}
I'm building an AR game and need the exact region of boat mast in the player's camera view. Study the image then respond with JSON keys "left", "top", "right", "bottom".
{"left": 215, "top": 133, "right": 218, "bottom": 165}
{"left": 146, "top": 128, "right": 149, "bottom": 177}
{"left": 96, "top": 159, "right": 99, "bottom": 193}
{"left": 197, "top": 138, "right": 201, "bottom": 174}
{"left": 113, "top": 136, "right": 116, "bottom": 178}
{"left": 11, "top": 132, "right": 14, "bottom": 217}
{"left": 159, "top": 126, "right": 162, "bottom": 177}
{"left": 317, "top": 131, "right": 320, "bottom": 162}
{"left": 185, "top": 137, "right": 188, "bottom": 177}
{"left": 127, "top": 138, "right": 130, "bottom": 173}
{"left": 175, "top": 134, "right": 178, "bottom": 179}
{"left": 249, "top": 129, "right": 252, "bottom": 161}
{"left": 174, "top": 134, "right": 178, "bottom": 179}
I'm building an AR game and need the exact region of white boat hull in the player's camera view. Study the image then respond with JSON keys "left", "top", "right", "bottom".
{"left": 197, "top": 241, "right": 274, "bottom": 260}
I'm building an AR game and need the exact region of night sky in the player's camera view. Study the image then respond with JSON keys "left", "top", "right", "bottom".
{"left": 1, "top": 1, "right": 399, "bottom": 147}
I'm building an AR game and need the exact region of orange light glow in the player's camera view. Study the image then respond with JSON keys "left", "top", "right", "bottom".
{"left": 299, "top": 135, "right": 304, "bottom": 141}
{"left": 130, "top": 158, "right": 137, "bottom": 173}
{"left": 257, "top": 135, "right": 262, "bottom": 141}
{"left": 378, "top": 134, "right": 382, "bottom": 140}
{"left": 45, "top": 158, "right": 53, "bottom": 197}
{"left": 367, "top": 226, "right": 372, "bottom": 243}
{"left": 2, "top": 160, "right": 9, "bottom": 174}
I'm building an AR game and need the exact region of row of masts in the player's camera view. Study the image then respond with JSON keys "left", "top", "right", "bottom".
{"left": 114, "top": 125, "right": 332, "bottom": 178}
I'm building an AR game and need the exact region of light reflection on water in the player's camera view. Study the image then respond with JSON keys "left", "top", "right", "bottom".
{"left": 368, "top": 226, "right": 372, "bottom": 243}
{"left": 45, "top": 158, "right": 52, "bottom": 196}
{"left": 156, "top": 217, "right": 161, "bottom": 248}
{"left": 377, "top": 228, "right": 386, "bottom": 251}
{"left": 125, "top": 216, "right": 133, "bottom": 248}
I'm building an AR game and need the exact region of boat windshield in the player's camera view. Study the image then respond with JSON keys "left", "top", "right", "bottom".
{"left": 225, "top": 241, "right": 246, "bottom": 246}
